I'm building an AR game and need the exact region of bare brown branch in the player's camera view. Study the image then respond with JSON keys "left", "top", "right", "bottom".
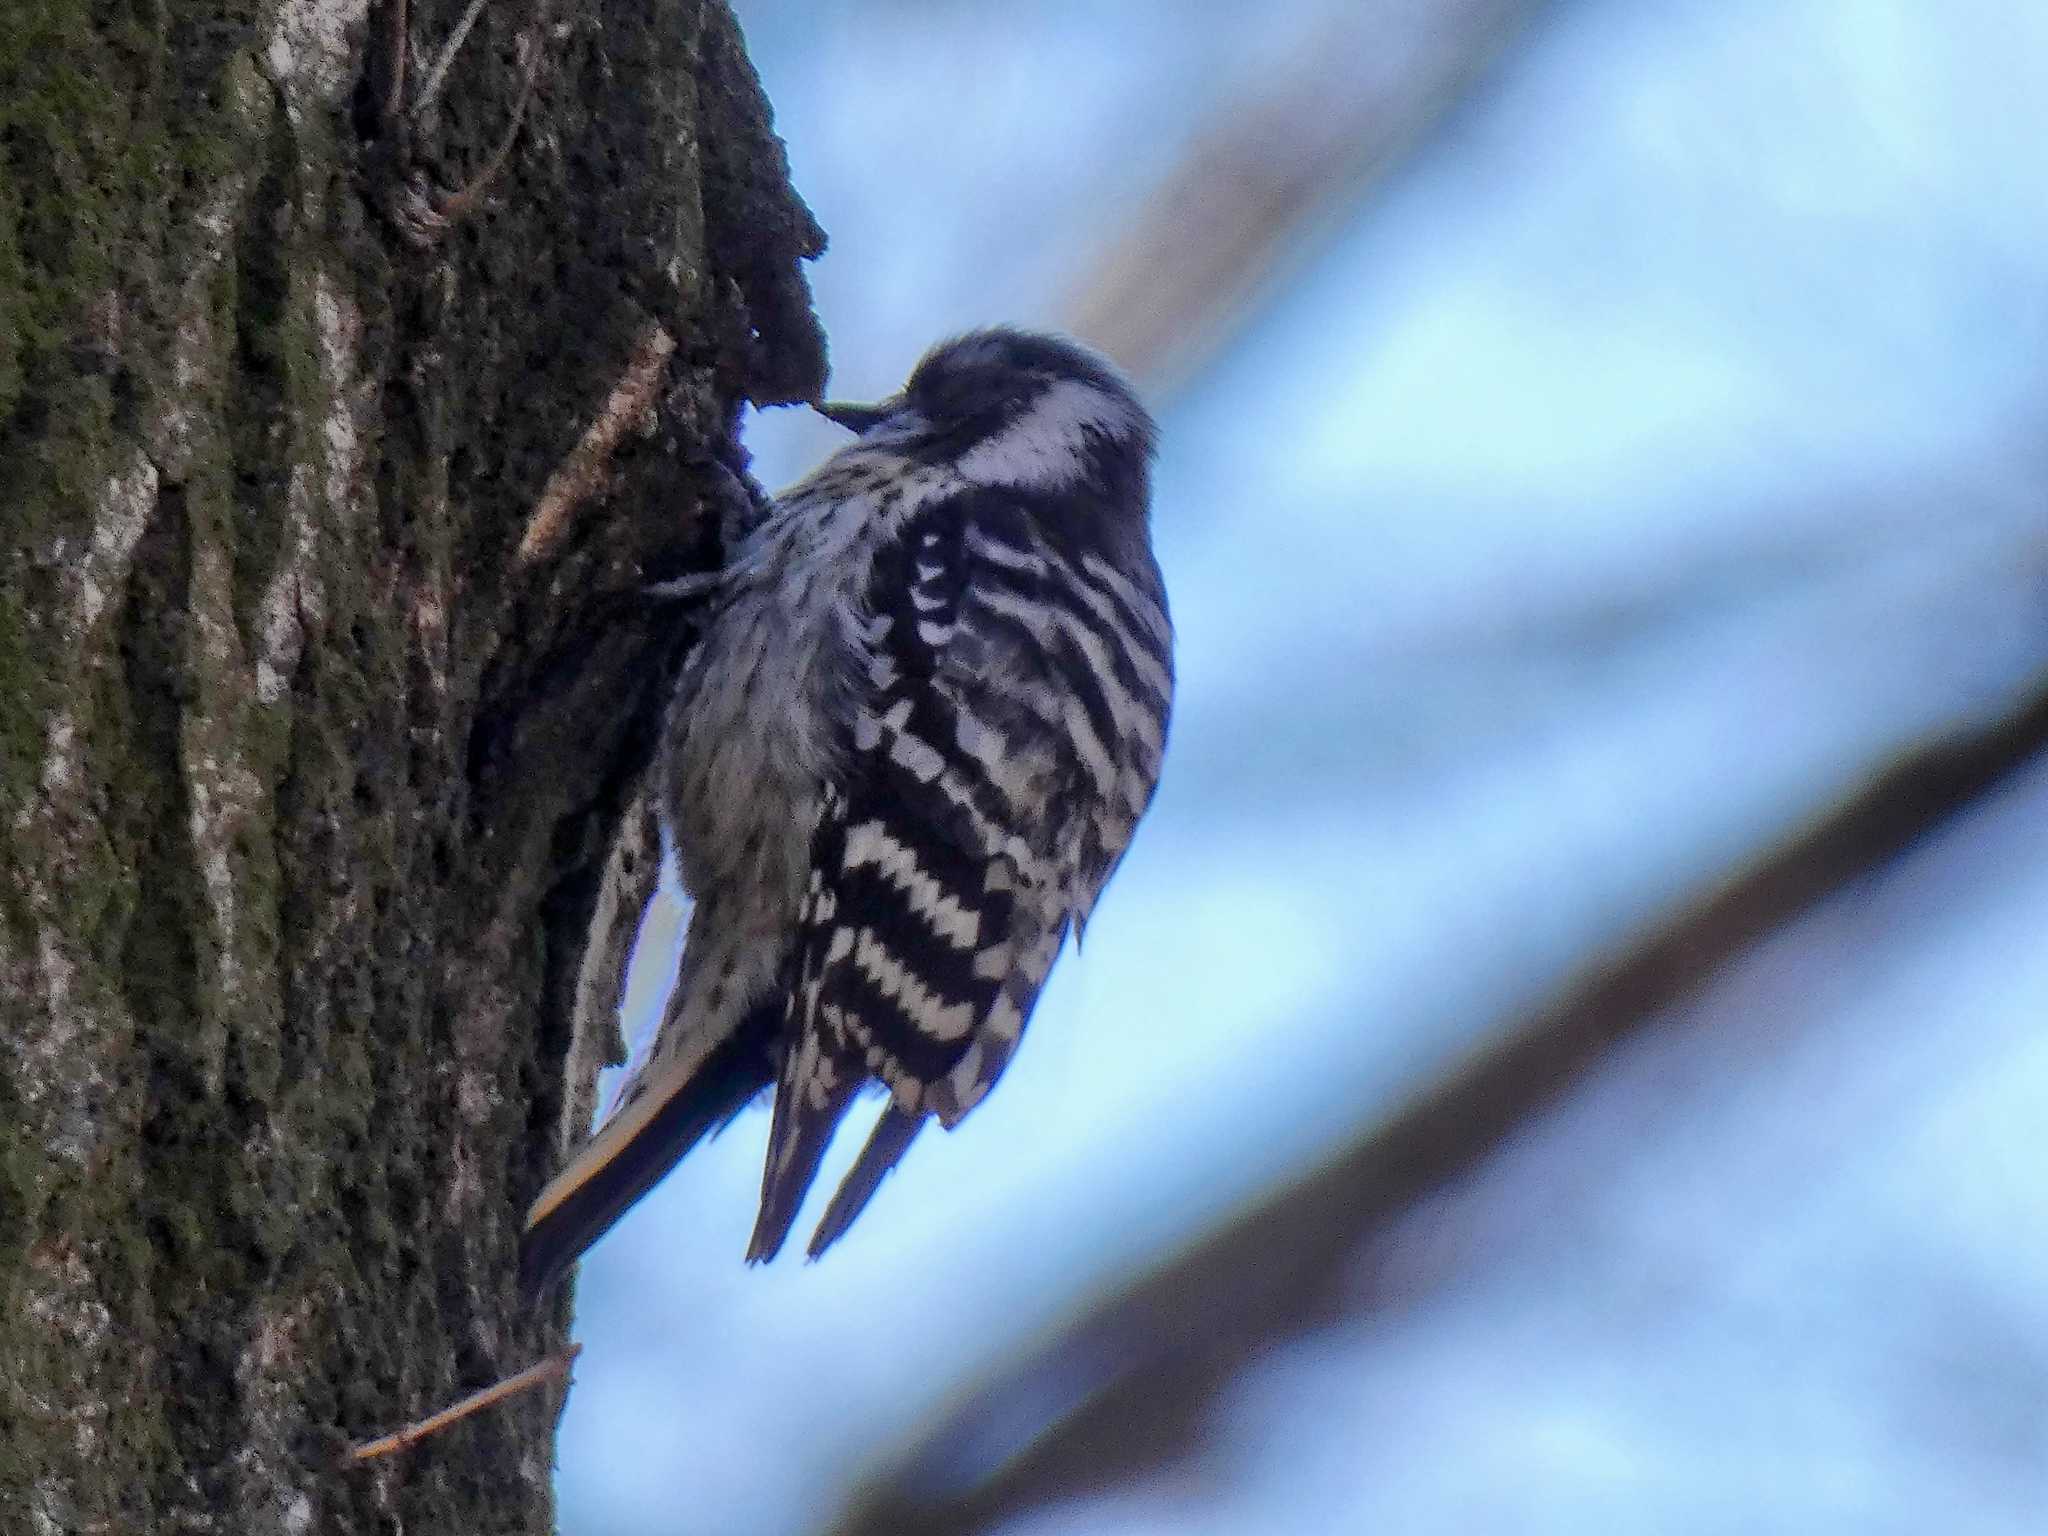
{"left": 1065, "top": 0, "right": 1545, "bottom": 393}
{"left": 518, "top": 323, "right": 679, "bottom": 566}
{"left": 831, "top": 676, "right": 2048, "bottom": 1536}
{"left": 344, "top": 1347, "right": 583, "bottom": 1465}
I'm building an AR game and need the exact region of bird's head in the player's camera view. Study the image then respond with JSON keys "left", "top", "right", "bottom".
{"left": 820, "top": 328, "right": 1155, "bottom": 496}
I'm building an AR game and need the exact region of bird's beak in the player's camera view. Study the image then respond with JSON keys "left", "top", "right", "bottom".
{"left": 819, "top": 399, "right": 892, "bottom": 433}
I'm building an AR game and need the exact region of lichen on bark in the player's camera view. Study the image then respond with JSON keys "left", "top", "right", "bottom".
{"left": 0, "top": 1, "right": 825, "bottom": 1530}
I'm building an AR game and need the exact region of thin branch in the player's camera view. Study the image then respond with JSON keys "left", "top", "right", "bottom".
{"left": 385, "top": 0, "right": 548, "bottom": 248}
{"left": 410, "top": 0, "right": 492, "bottom": 121}
{"left": 382, "top": 0, "right": 409, "bottom": 120}
{"left": 1064, "top": 0, "right": 1544, "bottom": 394}
{"left": 343, "top": 1345, "right": 583, "bottom": 1465}
{"left": 433, "top": 18, "right": 544, "bottom": 225}
{"left": 517, "top": 323, "right": 678, "bottom": 565}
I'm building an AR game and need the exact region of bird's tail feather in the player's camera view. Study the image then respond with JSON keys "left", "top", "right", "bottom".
{"left": 745, "top": 1029, "right": 864, "bottom": 1263}
{"left": 806, "top": 1104, "right": 924, "bottom": 1260}
{"left": 520, "top": 1005, "right": 773, "bottom": 1301}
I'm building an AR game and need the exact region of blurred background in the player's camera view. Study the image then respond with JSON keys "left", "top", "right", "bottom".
{"left": 559, "top": 1, "right": 2048, "bottom": 1530}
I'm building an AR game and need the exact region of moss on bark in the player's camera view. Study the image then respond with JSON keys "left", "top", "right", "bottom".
{"left": 0, "top": 1, "right": 823, "bottom": 1530}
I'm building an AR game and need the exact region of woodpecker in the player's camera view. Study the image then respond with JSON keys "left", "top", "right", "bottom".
{"left": 521, "top": 328, "right": 1172, "bottom": 1296}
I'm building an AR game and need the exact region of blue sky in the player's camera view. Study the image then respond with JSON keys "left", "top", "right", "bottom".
{"left": 555, "top": 2, "right": 2048, "bottom": 1529}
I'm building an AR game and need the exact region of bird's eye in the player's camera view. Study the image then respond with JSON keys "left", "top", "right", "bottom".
{"left": 911, "top": 365, "right": 1017, "bottom": 426}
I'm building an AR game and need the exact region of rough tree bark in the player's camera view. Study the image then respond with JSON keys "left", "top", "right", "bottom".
{"left": 0, "top": 0, "right": 824, "bottom": 1530}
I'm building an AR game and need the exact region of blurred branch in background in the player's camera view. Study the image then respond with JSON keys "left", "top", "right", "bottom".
{"left": 1063, "top": 0, "right": 1546, "bottom": 393}
{"left": 550, "top": 3, "right": 2048, "bottom": 1530}
{"left": 829, "top": 670, "right": 2048, "bottom": 1536}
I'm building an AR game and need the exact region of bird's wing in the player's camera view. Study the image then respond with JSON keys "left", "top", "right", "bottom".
{"left": 747, "top": 486, "right": 1172, "bottom": 1262}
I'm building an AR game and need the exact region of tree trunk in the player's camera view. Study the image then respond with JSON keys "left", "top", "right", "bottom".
{"left": 0, "top": 0, "right": 823, "bottom": 1529}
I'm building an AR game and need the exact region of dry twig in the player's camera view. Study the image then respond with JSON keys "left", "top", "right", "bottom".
{"left": 344, "top": 1345, "right": 584, "bottom": 1465}
{"left": 517, "top": 323, "right": 679, "bottom": 565}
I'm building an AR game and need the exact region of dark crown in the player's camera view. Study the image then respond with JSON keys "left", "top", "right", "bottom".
{"left": 906, "top": 328, "right": 1150, "bottom": 445}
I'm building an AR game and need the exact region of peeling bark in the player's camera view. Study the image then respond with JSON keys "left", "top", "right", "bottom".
{"left": 0, "top": 2, "right": 824, "bottom": 1531}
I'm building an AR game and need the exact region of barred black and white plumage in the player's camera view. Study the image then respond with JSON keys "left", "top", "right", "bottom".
{"left": 521, "top": 328, "right": 1172, "bottom": 1296}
